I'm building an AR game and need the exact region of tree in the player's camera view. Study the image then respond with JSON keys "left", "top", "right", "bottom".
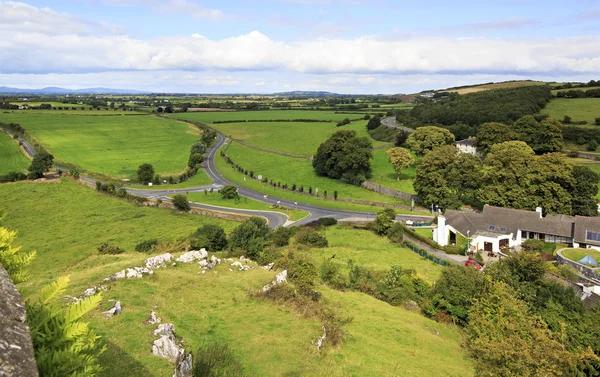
{"left": 312, "top": 130, "right": 373, "bottom": 185}
{"left": 385, "top": 147, "right": 414, "bottom": 180}
{"left": 228, "top": 217, "right": 271, "bottom": 259}
{"left": 0, "top": 226, "right": 36, "bottom": 283}
{"left": 394, "top": 129, "right": 410, "bottom": 146}
{"left": 157, "top": 106, "right": 164, "bottom": 113}
{"left": 366, "top": 115, "right": 381, "bottom": 130}
{"left": 513, "top": 116, "right": 564, "bottom": 154}
{"left": 370, "top": 208, "right": 396, "bottom": 235}
{"left": 405, "top": 126, "right": 455, "bottom": 156}
{"left": 270, "top": 226, "right": 291, "bottom": 247}
{"left": 190, "top": 224, "right": 228, "bottom": 251}
{"left": 172, "top": 194, "right": 190, "bottom": 211}
{"left": 474, "top": 122, "right": 517, "bottom": 155}
{"left": 201, "top": 129, "right": 217, "bottom": 146}
{"left": 28, "top": 151, "right": 54, "bottom": 179}
{"left": 221, "top": 185, "right": 239, "bottom": 200}
{"left": 571, "top": 165, "right": 600, "bottom": 216}
{"left": 137, "top": 163, "right": 155, "bottom": 184}
{"left": 467, "top": 281, "right": 576, "bottom": 377}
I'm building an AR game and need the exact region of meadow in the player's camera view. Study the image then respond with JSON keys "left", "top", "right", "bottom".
{"left": 185, "top": 191, "right": 309, "bottom": 221}
{"left": 0, "top": 179, "right": 237, "bottom": 296}
{"left": 127, "top": 168, "right": 213, "bottom": 190}
{"left": 0, "top": 113, "right": 200, "bottom": 178}
{"left": 447, "top": 80, "right": 546, "bottom": 95}
{"left": 171, "top": 110, "right": 365, "bottom": 123}
{"left": 542, "top": 98, "right": 600, "bottom": 124}
{"left": 369, "top": 148, "right": 417, "bottom": 194}
{"left": 0, "top": 131, "right": 30, "bottom": 175}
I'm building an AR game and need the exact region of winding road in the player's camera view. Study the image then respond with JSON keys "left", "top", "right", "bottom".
{"left": 381, "top": 116, "right": 415, "bottom": 133}
{"left": 4, "top": 127, "right": 433, "bottom": 228}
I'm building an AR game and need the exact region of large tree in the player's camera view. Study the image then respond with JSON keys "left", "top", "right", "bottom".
{"left": 571, "top": 165, "right": 600, "bottom": 216}
{"left": 28, "top": 151, "right": 54, "bottom": 179}
{"left": 406, "top": 126, "right": 455, "bottom": 156}
{"left": 385, "top": 147, "right": 414, "bottom": 180}
{"left": 513, "top": 115, "right": 564, "bottom": 154}
{"left": 137, "top": 163, "right": 155, "bottom": 184}
{"left": 366, "top": 115, "right": 381, "bottom": 130}
{"left": 474, "top": 122, "right": 517, "bottom": 155}
{"left": 312, "top": 129, "right": 373, "bottom": 185}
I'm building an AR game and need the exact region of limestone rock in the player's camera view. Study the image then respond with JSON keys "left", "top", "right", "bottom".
{"left": 261, "top": 270, "right": 287, "bottom": 292}
{"left": 173, "top": 349, "right": 193, "bottom": 377}
{"left": 210, "top": 255, "right": 221, "bottom": 264}
{"left": 152, "top": 334, "right": 180, "bottom": 364}
{"left": 231, "top": 261, "right": 249, "bottom": 271}
{"left": 176, "top": 249, "right": 208, "bottom": 263}
{"left": 316, "top": 325, "right": 326, "bottom": 351}
{"left": 145, "top": 253, "right": 174, "bottom": 269}
{"left": 404, "top": 300, "right": 419, "bottom": 311}
{"left": 102, "top": 301, "right": 122, "bottom": 318}
{"left": 262, "top": 263, "right": 275, "bottom": 270}
{"left": 149, "top": 311, "right": 161, "bottom": 325}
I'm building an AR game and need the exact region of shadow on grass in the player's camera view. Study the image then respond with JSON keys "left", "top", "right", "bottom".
{"left": 98, "top": 340, "right": 155, "bottom": 377}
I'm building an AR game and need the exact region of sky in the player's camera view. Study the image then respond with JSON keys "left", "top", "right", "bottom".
{"left": 1, "top": 0, "right": 600, "bottom": 94}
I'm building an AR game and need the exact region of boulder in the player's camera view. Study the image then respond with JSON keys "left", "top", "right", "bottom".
{"left": 261, "top": 270, "right": 287, "bottom": 292}
{"left": 231, "top": 261, "right": 249, "bottom": 271}
{"left": 149, "top": 311, "right": 161, "bottom": 325}
{"left": 145, "top": 253, "right": 174, "bottom": 270}
{"left": 102, "top": 301, "right": 122, "bottom": 318}
{"left": 210, "top": 255, "right": 221, "bottom": 264}
{"left": 173, "top": 349, "right": 193, "bottom": 377}
{"left": 262, "top": 263, "right": 275, "bottom": 270}
{"left": 404, "top": 300, "right": 419, "bottom": 311}
{"left": 176, "top": 249, "right": 208, "bottom": 263}
{"left": 198, "top": 260, "right": 208, "bottom": 268}
{"left": 152, "top": 333, "right": 180, "bottom": 364}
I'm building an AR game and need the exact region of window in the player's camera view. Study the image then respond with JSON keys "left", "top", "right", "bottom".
{"left": 586, "top": 231, "right": 599, "bottom": 242}
{"left": 488, "top": 225, "right": 496, "bottom": 231}
{"left": 521, "top": 230, "right": 527, "bottom": 239}
{"left": 499, "top": 227, "right": 508, "bottom": 233}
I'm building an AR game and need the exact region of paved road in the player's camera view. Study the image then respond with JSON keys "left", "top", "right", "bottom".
{"left": 6, "top": 126, "right": 433, "bottom": 228}
{"left": 381, "top": 116, "right": 415, "bottom": 133}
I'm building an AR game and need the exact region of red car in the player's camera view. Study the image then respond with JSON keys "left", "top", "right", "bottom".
{"left": 465, "top": 259, "right": 482, "bottom": 270}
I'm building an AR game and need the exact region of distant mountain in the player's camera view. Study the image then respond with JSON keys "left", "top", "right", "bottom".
{"left": 273, "top": 90, "right": 341, "bottom": 97}
{"left": 0, "top": 86, "right": 150, "bottom": 95}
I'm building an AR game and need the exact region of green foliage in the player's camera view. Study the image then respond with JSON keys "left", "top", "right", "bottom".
{"left": 172, "top": 194, "right": 190, "bottom": 211}
{"left": 318, "top": 217, "right": 337, "bottom": 227}
{"left": 270, "top": 226, "right": 291, "bottom": 247}
{"left": 572, "top": 165, "right": 600, "bottom": 216}
{"left": 191, "top": 224, "right": 228, "bottom": 251}
{"left": 522, "top": 239, "right": 545, "bottom": 253}
{"left": 26, "top": 276, "right": 105, "bottom": 377}
{"left": 378, "top": 265, "right": 431, "bottom": 306}
{"left": 201, "top": 129, "right": 217, "bottom": 146}
{"left": 137, "top": 163, "right": 155, "bottom": 184}
{"left": 370, "top": 208, "right": 396, "bottom": 235}
{"left": 365, "top": 115, "right": 381, "bottom": 130}
{"left": 513, "top": 116, "right": 564, "bottom": 154}
{"left": 312, "top": 129, "right": 373, "bottom": 185}
{"left": 281, "top": 252, "right": 319, "bottom": 295}
{"left": 97, "top": 242, "right": 125, "bottom": 255}
{"left": 28, "top": 150, "right": 54, "bottom": 179}
{"left": 474, "top": 122, "right": 517, "bottom": 155}
{"left": 0, "top": 226, "right": 36, "bottom": 283}
{"left": 134, "top": 238, "right": 158, "bottom": 253}
{"left": 485, "top": 252, "right": 548, "bottom": 303}
{"left": 192, "top": 342, "right": 245, "bottom": 377}
{"left": 406, "top": 126, "right": 455, "bottom": 156}
{"left": 386, "top": 222, "right": 404, "bottom": 243}
{"left": 320, "top": 258, "right": 347, "bottom": 289}
{"left": 228, "top": 217, "right": 271, "bottom": 259}
{"left": 294, "top": 227, "right": 328, "bottom": 248}
{"left": 410, "top": 85, "right": 551, "bottom": 126}
{"left": 395, "top": 129, "right": 410, "bottom": 146}
{"left": 220, "top": 185, "right": 239, "bottom": 200}
{"left": 385, "top": 147, "right": 414, "bottom": 179}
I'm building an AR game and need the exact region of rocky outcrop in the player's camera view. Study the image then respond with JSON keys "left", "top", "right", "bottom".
{"left": 176, "top": 249, "right": 208, "bottom": 263}
{"left": 102, "top": 301, "right": 122, "bottom": 319}
{"left": 315, "top": 325, "right": 326, "bottom": 351}
{"left": 231, "top": 261, "right": 250, "bottom": 271}
{"left": 261, "top": 270, "right": 287, "bottom": 292}
{"left": 0, "top": 265, "right": 38, "bottom": 377}
{"left": 148, "top": 311, "right": 161, "bottom": 325}
{"left": 151, "top": 323, "right": 192, "bottom": 377}
{"left": 145, "top": 253, "right": 174, "bottom": 270}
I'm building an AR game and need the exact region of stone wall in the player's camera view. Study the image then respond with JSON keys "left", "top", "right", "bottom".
{"left": 0, "top": 265, "right": 38, "bottom": 377}
{"left": 361, "top": 181, "right": 421, "bottom": 203}
{"left": 556, "top": 249, "right": 600, "bottom": 284}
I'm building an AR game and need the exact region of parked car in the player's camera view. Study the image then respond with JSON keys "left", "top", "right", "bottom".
{"left": 465, "top": 259, "right": 482, "bottom": 270}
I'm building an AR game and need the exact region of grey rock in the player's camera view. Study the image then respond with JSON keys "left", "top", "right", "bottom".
{"left": 261, "top": 270, "right": 287, "bottom": 292}
{"left": 145, "top": 253, "right": 174, "bottom": 269}
{"left": 149, "top": 311, "right": 161, "bottom": 325}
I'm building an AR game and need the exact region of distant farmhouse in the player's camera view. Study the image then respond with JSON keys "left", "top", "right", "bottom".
{"left": 455, "top": 138, "right": 480, "bottom": 156}
{"left": 434, "top": 205, "right": 600, "bottom": 253}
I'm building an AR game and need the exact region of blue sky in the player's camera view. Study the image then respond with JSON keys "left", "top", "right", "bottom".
{"left": 1, "top": 0, "right": 600, "bottom": 93}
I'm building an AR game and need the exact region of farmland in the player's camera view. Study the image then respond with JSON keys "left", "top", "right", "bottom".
{"left": 369, "top": 148, "right": 417, "bottom": 194}
{"left": 0, "top": 113, "right": 200, "bottom": 178}
{"left": 170, "top": 110, "right": 367, "bottom": 123}
{"left": 443, "top": 80, "right": 546, "bottom": 95}
{"left": 542, "top": 98, "right": 600, "bottom": 124}
{"left": 0, "top": 131, "right": 30, "bottom": 175}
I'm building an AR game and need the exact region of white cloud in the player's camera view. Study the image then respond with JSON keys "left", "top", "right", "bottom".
{"left": 101, "top": 0, "right": 223, "bottom": 20}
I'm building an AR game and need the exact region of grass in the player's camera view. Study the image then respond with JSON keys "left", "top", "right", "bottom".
{"left": 369, "top": 148, "right": 417, "bottom": 194}
{"left": 314, "top": 226, "right": 442, "bottom": 282}
{"left": 542, "top": 98, "right": 600, "bottom": 124}
{"left": 127, "top": 169, "right": 213, "bottom": 190}
{"left": 0, "top": 179, "right": 237, "bottom": 296}
{"left": 184, "top": 191, "right": 309, "bottom": 221}
{"left": 170, "top": 110, "right": 365, "bottom": 124}
{"left": 0, "top": 113, "right": 200, "bottom": 178}
{"left": 2, "top": 109, "right": 146, "bottom": 115}
{"left": 414, "top": 228, "right": 434, "bottom": 240}
{"left": 0, "top": 131, "right": 30, "bottom": 175}
{"left": 10, "top": 101, "right": 87, "bottom": 108}
{"left": 446, "top": 81, "right": 546, "bottom": 95}
{"left": 561, "top": 248, "right": 600, "bottom": 265}
{"left": 217, "top": 142, "right": 429, "bottom": 214}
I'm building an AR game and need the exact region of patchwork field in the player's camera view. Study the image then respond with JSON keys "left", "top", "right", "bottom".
{"left": 171, "top": 110, "right": 365, "bottom": 123}
{"left": 0, "top": 113, "right": 200, "bottom": 178}
{"left": 542, "top": 98, "right": 600, "bottom": 124}
{"left": 0, "top": 131, "right": 30, "bottom": 174}
{"left": 444, "top": 80, "right": 546, "bottom": 95}
{"left": 0, "top": 179, "right": 236, "bottom": 296}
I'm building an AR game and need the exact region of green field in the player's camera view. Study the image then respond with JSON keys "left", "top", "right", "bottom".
{"left": 219, "top": 141, "right": 425, "bottom": 213}
{"left": 127, "top": 169, "right": 212, "bottom": 190}
{"left": 171, "top": 110, "right": 365, "bottom": 124}
{"left": 561, "top": 248, "right": 600, "bottom": 264}
{"left": 185, "top": 191, "right": 309, "bottom": 221}
{"left": 2, "top": 109, "right": 146, "bottom": 115}
{"left": 415, "top": 228, "right": 434, "bottom": 240}
{"left": 10, "top": 101, "right": 87, "bottom": 108}
{"left": 0, "top": 179, "right": 237, "bottom": 296}
{"left": 369, "top": 148, "right": 417, "bottom": 194}
{"left": 0, "top": 131, "right": 30, "bottom": 175}
{"left": 542, "top": 98, "right": 600, "bottom": 124}
{"left": 0, "top": 113, "right": 200, "bottom": 178}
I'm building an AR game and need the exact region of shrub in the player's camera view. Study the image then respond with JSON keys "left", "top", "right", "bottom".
{"left": 27, "top": 277, "right": 105, "bottom": 377}
{"left": 191, "top": 224, "right": 228, "bottom": 251}
{"left": 386, "top": 222, "right": 404, "bottom": 243}
{"left": 277, "top": 251, "right": 319, "bottom": 295}
{"left": 378, "top": 265, "right": 431, "bottom": 306}
{"left": 270, "top": 226, "right": 291, "bottom": 247}
{"left": 135, "top": 239, "right": 158, "bottom": 253}
{"left": 228, "top": 217, "right": 271, "bottom": 259}
{"left": 193, "top": 342, "right": 244, "bottom": 377}
{"left": 588, "top": 140, "right": 598, "bottom": 152}
{"left": 522, "top": 239, "right": 545, "bottom": 253}
{"left": 320, "top": 258, "right": 347, "bottom": 289}
{"left": 370, "top": 208, "right": 396, "bottom": 235}
{"left": 221, "top": 185, "right": 238, "bottom": 199}
{"left": 295, "top": 227, "right": 328, "bottom": 248}
{"left": 172, "top": 194, "right": 190, "bottom": 211}
{"left": 137, "top": 163, "right": 154, "bottom": 184}
{"left": 318, "top": 217, "right": 338, "bottom": 227}
{"left": 97, "top": 242, "right": 125, "bottom": 255}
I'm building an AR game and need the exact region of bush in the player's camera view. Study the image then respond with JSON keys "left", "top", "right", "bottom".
{"left": 137, "top": 163, "right": 154, "bottom": 184}
{"left": 320, "top": 259, "right": 347, "bottom": 289}
{"left": 318, "top": 217, "right": 338, "bottom": 227}
{"left": 191, "top": 224, "right": 228, "bottom": 251}
{"left": 135, "top": 239, "right": 158, "bottom": 253}
{"left": 588, "top": 140, "right": 598, "bottom": 151}
{"left": 295, "top": 227, "right": 328, "bottom": 248}
{"left": 522, "top": 239, "right": 545, "bottom": 253}
{"left": 277, "top": 251, "right": 319, "bottom": 295}
{"left": 370, "top": 208, "right": 396, "bottom": 235}
{"left": 270, "top": 226, "right": 291, "bottom": 247}
{"left": 386, "top": 222, "right": 404, "bottom": 243}
{"left": 97, "top": 242, "right": 125, "bottom": 255}
{"left": 192, "top": 342, "right": 244, "bottom": 377}
{"left": 172, "top": 194, "right": 190, "bottom": 211}
{"left": 221, "top": 185, "right": 239, "bottom": 199}
{"left": 228, "top": 217, "right": 271, "bottom": 259}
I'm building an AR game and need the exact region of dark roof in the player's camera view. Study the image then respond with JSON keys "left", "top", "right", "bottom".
{"left": 444, "top": 205, "right": 575, "bottom": 238}
{"left": 455, "top": 138, "right": 474, "bottom": 146}
{"left": 573, "top": 216, "right": 600, "bottom": 244}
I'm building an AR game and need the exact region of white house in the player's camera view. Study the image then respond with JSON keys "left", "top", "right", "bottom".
{"left": 434, "top": 205, "right": 600, "bottom": 253}
{"left": 455, "top": 138, "right": 480, "bottom": 156}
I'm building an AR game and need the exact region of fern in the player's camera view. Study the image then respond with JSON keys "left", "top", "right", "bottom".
{"left": 0, "top": 227, "right": 36, "bottom": 283}
{"left": 40, "top": 276, "right": 70, "bottom": 305}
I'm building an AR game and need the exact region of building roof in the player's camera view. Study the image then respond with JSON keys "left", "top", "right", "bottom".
{"left": 444, "top": 205, "right": 577, "bottom": 239}
{"left": 573, "top": 216, "right": 600, "bottom": 245}
{"left": 578, "top": 255, "right": 599, "bottom": 266}
{"left": 455, "top": 138, "right": 475, "bottom": 146}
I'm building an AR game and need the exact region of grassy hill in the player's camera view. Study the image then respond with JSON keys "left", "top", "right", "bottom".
{"left": 542, "top": 98, "right": 600, "bottom": 125}
{"left": 0, "top": 131, "right": 30, "bottom": 175}
{"left": 442, "top": 80, "right": 546, "bottom": 95}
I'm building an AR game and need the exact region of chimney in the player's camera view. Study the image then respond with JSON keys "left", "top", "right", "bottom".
{"left": 535, "top": 207, "right": 543, "bottom": 218}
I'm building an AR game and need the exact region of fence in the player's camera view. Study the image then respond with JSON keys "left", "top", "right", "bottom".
{"left": 402, "top": 241, "right": 452, "bottom": 267}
